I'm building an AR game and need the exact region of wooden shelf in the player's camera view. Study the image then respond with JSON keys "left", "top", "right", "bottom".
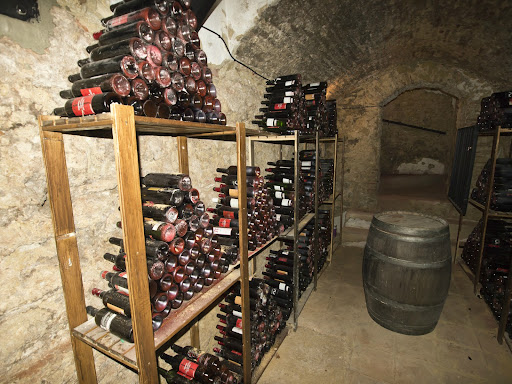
{"left": 468, "top": 199, "right": 512, "bottom": 219}
{"left": 40, "top": 111, "right": 262, "bottom": 138}
{"left": 278, "top": 212, "right": 315, "bottom": 241}
{"left": 478, "top": 128, "right": 512, "bottom": 136}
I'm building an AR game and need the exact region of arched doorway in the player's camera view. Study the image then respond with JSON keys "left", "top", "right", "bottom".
{"left": 378, "top": 88, "right": 458, "bottom": 202}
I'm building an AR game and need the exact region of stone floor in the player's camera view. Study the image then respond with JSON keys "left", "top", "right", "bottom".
{"left": 258, "top": 246, "right": 512, "bottom": 384}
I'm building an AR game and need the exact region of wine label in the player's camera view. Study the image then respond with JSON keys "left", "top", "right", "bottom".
{"left": 80, "top": 87, "right": 102, "bottom": 96}
{"left": 71, "top": 95, "right": 95, "bottom": 116}
{"left": 222, "top": 210, "right": 235, "bottom": 219}
{"left": 275, "top": 214, "right": 281, "bottom": 220}
{"left": 219, "top": 218, "right": 231, "bottom": 228}
{"left": 284, "top": 80, "right": 294, "bottom": 86}
{"left": 99, "top": 311, "right": 117, "bottom": 331}
{"left": 118, "top": 272, "right": 128, "bottom": 279}
{"left": 302, "top": 161, "right": 312, "bottom": 167}
{"left": 232, "top": 309, "right": 242, "bottom": 317}
{"left": 274, "top": 185, "right": 284, "bottom": 191}
{"left": 282, "top": 199, "right": 292, "bottom": 206}
{"left": 231, "top": 326, "right": 243, "bottom": 335}
{"left": 266, "top": 118, "right": 275, "bottom": 126}
{"left": 213, "top": 226, "right": 232, "bottom": 236}
{"left": 270, "top": 287, "right": 278, "bottom": 296}
{"left": 273, "top": 103, "right": 287, "bottom": 110}
{"left": 278, "top": 257, "right": 287, "bottom": 262}
{"left": 234, "top": 296, "right": 242, "bottom": 305}
{"left": 110, "top": 14, "right": 128, "bottom": 27}
{"left": 283, "top": 178, "right": 292, "bottom": 184}
{"left": 309, "top": 82, "right": 320, "bottom": 87}
{"left": 106, "top": 303, "right": 126, "bottom": 316}
{"left": 284, "top": 91, "right": 294, "bottom": 96}
{"left": 275, "top": 191, "right": 284, "bottom": 199}
{"left": 152, "top": 222, "right": 161, "bottom": 231}
{"left": 282, "top": 96, "right": 293, "bottom": 104}
{"left": 235, "top": 318, "right": 242, "bottom": 329}
{"left": 279, "top": 283, "right": 288, "bottom": 291}
{"left": 114, "top": 285, "right": 129, "bottom": 295}
{"left": 179, "top": 359, "right": 198, "bottom": 378}
{"left": 229, "top": 199, "right": 239, "bottom": 208}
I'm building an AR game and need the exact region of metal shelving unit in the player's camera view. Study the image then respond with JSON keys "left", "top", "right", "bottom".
{"left": 462, "top": 126, "right": 512, "bottom": 345}
{"left": 38, "top": 104, "right": 271, "bottom": 384}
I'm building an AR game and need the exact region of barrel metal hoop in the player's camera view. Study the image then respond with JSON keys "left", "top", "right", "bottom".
{"left": 365, "top": 244, "right": 451, "bottom": 269}
{"left": 364, "top": 281, "right": 447, "bottom": 311}
{"left": 370, "top": 226, "right": 449, "bottom": 243}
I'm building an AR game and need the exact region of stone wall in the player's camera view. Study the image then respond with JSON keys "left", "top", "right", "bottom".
{"left": 381, "top": 89, "right": 457, "bottom": 176}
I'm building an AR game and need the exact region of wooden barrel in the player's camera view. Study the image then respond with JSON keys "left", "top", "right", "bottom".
{"left": 362, "top": 211, "right": 452, "bottom": 335}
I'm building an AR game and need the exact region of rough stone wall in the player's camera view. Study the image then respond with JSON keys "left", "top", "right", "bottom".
{"left": 381, "top": 89, "right": 457, "bottom": 176}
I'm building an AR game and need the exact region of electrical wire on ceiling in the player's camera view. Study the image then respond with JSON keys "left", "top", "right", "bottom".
{"left": 201, "top": 26, "right": 271, "bottom": 82}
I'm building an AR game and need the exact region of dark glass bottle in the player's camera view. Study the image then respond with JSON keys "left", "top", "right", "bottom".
{"left": 103, "top": 252, "right": 165, "bottom": 280}
{"left": 143, "top": 220, "right": 176, "bottom": 242}
{"left": 104, "top": 7, "right": 161, "bottom": 31}
{"left": 142, "top": 202, "right": 180, "bottom": 223}
{"left": 89, "top": 38, "right": 147, "bottom": 62}
{"left": 53, "top": 92, "right": 122, "bottom": 117}
{"left": 92, "top": 288, "right": 131, "bottom": 317}
{"left": 60, "top": 73, "right": 131, "bottom": 99}
{"left": 160, "top": 353, "right": 216, "bottom": 384}
{"left": 86, "top": 306, "right": 134, "bottom": 342}
{"left": 99, "top": 20, "right": 154, "bottom": 46}
{"left": 217, "top": 166, "right": 260, "bottom": 177}
{"left": 142, "top": 173, "right": 192, "bottom": 191}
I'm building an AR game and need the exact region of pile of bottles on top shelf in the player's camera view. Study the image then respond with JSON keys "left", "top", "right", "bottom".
{"left": 214, "top": 280, "right": 289, "bottom": 375}
{"left": 159, "top": 344, "right": 240, "bottom": 384}
{"left": 210, "top": 166, "right": 281, "bottom": 253}
{"left": 252, "top": 74, "right": 336, "bottom": 137}
{"left": 462, "top": 218, "right": 512, "bottom": 337}
{"left": 477, "top": 91, "right": 512, "bottom": 131}
{"left": 54, "top": 0, "right": 226, "bottom": 124}
{"left": 87, "top": 173, "right": 236, "bottom": 342}
{"left": 470, "top": 158, "right": 512, "bottom": 212}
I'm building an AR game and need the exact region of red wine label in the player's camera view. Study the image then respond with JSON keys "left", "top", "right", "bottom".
{"left": 179, "top": 359, "right": 198, "bottom": 378}
{"left": 273, "top": 103, "right": 287, "bottom": 110}
{"left": 110, "top": 14, "right": 128, "bottom": 27}
{"left": 99, "top": 311, "right": 117, "bottom": 331}
{"left": 71, "top": 95, "right": 95, "bottom": 116}
{"left": 80, "top": 87, "right": 102, "bottom": 96}
{"left": 213, "top": 226, "right": 232, "bottom": 236}
{"left": 278, "top": 257, "right": 287, "bottom": 262}
{"left": 106, "top": 303, "right": 125, "bottom": 316}
{"left": 235, "top": 318, "right": 242, "bottom": 329}
{"left": 118, "top": 272, "right": 128, "bottom": 279}
{"left": 232, "top": 350, "right": 242, "bottom": 356}
{"left": 219, "top": 218, "right": 231, "bottom": 228}
{"left": 114, "top": 285, "right": 129, "bottom": 295}
{"left": 222, "top": 210, "right": 235, "bottom": 219}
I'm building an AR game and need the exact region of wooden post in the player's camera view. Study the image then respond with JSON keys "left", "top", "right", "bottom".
{"left": 177, "top": 136, "right": 189, "bottom": 174}
{"left": 111, "top": 105, "right": 158, "bottom": 384}
{"left": 236, "top": 123, "right": 252, "bottom": 384}
{"left": 292, "top": 130, "right": 300, "bottom": 330}
{"left": 39, "top": 119, "right": 98, "bottom": 384}
{"left": 313, "top": 131, "right": 319, "bottom": 290}
{"left": 329, "top": 134, "right": 339, "bottom": 263}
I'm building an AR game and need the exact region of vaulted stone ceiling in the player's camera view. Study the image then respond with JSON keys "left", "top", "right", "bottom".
{"left": 233, "top": 0, "right": 512, "bottom": 86}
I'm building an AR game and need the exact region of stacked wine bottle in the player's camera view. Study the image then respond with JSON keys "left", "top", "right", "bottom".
{"left": 303, "top": 82, "right": 329, "bottom": 137}
{"left": 159, "top": 344, "right": 239, "bottom": 384}
{"left": 87, "top": 173, "right": 236, "bottom": 342}
{"left": 471, "top": 158, "right": 512, "bottom": 212}
{"left": 477, "top": 91, "right": 512, "bottom": 131}
{"left": 214, "top": 280, "right": 288, "bottom": 374}
{"left": 252, "top": 74, "right": 307, "bottom": 135}
{"left": 54, "top": 0, "right": 226, "bottom": 124}
{"left": 326, "top": 99, "right": 338, "bottom": 137}
{"left": 316, "top": 209, "right": 332, "bottom": 272}
{"left": 210, "top": 166, "right": 281, "bottom": 253}
{"left": 462, "top": 218, "right": 512, "bottom": 337}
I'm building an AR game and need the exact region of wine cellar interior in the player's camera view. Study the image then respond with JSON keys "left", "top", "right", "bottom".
{"left": 1, "top": 0, "right": 512, "bottom": 383}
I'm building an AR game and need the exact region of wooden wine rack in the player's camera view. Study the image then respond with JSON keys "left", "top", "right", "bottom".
{"left": 38, "top": 104, "right": 341, "bottom": 383}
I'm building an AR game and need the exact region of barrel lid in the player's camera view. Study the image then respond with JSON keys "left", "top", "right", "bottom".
{"left": 373, "top": 211, "right": 449, "bottom": 236}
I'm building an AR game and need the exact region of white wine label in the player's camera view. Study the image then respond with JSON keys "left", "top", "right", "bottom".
{"left": 275, "top": 191, "right": 284, "bottom": 199}
{"left": 282, "top": 199, "right": 292, "bottom": 206}
{"left": 275, "top": 214, "right": 281, "bottom": 220}
{"left": 232, "top": 310, "right": 242, "bottom": 317}
{"left": 100, "top": 311, "right": 117, "bottom": 331}
{"left": 283, "top": 178, "right": 292, "bottom": 184}
{"left": 309, "top": 82, "right": 320, "bottom": 87}
{"left": 283, "top": 97, "right": 293, "bottom": 104}
{"left": 274, "top": 185, "right": 284, "bottom": 191}
{"left": 119, "top": 272, "right": 127, "bottom": 279}
{"left": 266, "top": 118, "right": 275, "bottom": 126}
{"left": 284, "top": 91, "right": 294, "bottom": 97}
{"left": 231, "top": 326, "right": 243, "bottom": 335}
{"left": 284, "top": 80, "right": 294, "bottom": 86}
{"left": 301, "top": 161, "right": 312, "bottom": 167}
{"left": 279, "top": 283, "right": 288, "bottom": 291}
{"left": 114, "top": 285, "right": 129, "bottom": 295}
{"left": 230, "top": 199, "right": 239, "bottom": 208}
{"left": 213, "top": 227, "right": 232, "bottom": 236}
{"left": 152, "top": 222, "right": 161, "bottom": 231}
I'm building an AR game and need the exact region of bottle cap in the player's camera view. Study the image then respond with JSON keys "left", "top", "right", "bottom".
{"left": 91, "top": 288, "right": 102, "bottom": 296}
{"left": 100, "top": 270, "right": 109, "bottom": 279}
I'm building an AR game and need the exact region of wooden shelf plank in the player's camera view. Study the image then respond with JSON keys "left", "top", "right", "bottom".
{"left": 251, "top": 327, "right": 289, "bottom": 383}
{"left": 278, "top": 212, "right": 315, "bottom": 240}
{"left": 469, "top": 199, "right": 512, "bottom": 218}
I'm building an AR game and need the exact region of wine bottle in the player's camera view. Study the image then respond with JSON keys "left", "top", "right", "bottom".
{"left": 143, "top": 220, "right": 176, "bottom": 242}
{"left": 104, "top": 7, "right": 161, "bottom": 31}
{"left": 158, "top": 367, "right": 200, "bottom": 384}
{"left": 98, "top": 20, "right": 154, "bottom": 46}
{"left": 89, "top": 37, "right": 148, "bottom": 62}
{"left": 160, "top": 353, "right": 216, "bottom": 384}
{"left": 53, "top": 92, "right": 122, "bottom": 117}
{"left": 216, "top": 166, "right": 260, "bottom": 177}
{"left": 86, "top": 306, "right": 134, "bottom": 342}
{"left": 60, "top": 73, "right": 131, "bottom": 99}
{"left": 142, "top": 202, "right": 179, "bottom": 223}
{"left": 142, "top": 173, "right": 192, "bottom": 191}
{"left": 92, "top": 287, "right": 131, "bottom": 317}
{"left": 109, "top": 236, "right": 170, "bottom": 260}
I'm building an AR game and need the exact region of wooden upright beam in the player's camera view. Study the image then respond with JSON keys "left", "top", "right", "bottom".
{"left": 39, "top": 119, "right": 98, "bottom": 384}
{"left": 111, "top": 104, "right": 158, "bottom": 384}
{"left": 236, "top": 123, "right": 252, "bottom": 384}
{"left": 177, "top": 136, "right": 189, "bottom": 174}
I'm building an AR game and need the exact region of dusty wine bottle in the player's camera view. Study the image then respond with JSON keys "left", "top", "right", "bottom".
{"left": 217, "top": 166, "right": 261, "bottom": 177}
{"left": 86, "top": 306, "right": 134, "bottom": 342}
{"left": 92, "top": 288, "right": 132, "bottom": 317}
{"left": 143, "top": 220, "right": 176, "bottom": 242}
{"left": 79, "top": 55, "right": 138, "bottom": 80}
{"left": 142, "top": 202, "right": 179, "bottom": 223}
{"left": 142, "top": 173, "right": 192, "bottom": 191}
{"left": 60, "top": 73, "right": 131, "bottom": 99}
{"left": 89, "top": 38, "right": 147, "bottom": 62}
{"left": 53, "top": 92, "right": 122, "bottom": 117}
{"left": 99, "top": 20, "right": 154, "bottom": 46}
{"left": 104, "top": 7, "right": 161, "bottom": 30}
